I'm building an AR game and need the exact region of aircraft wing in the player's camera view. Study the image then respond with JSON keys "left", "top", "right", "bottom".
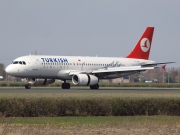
{"left": 68, "top": 66, "right": 153, "bottom": 76}
{"left": 92, "top": 66, "right": 155, "bottom": 74}
{"left": 69, "top": 70, "right": 92, "bottom": 75}
{"left": 141, "top": 62, "right": 175, "bottom": 67}
{"left": 69, "top": 62, "right": 174, "bottom": 76}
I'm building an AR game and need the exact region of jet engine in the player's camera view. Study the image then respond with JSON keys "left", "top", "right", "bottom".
{"left": 32, "top": 79, "right": 55, "bottom": 85}
{"left": 72, "top": 74, "right": 98, "bottom": 86}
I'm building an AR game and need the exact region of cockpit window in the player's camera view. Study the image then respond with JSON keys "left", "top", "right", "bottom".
{"left": 13, "top": 61, "right": 19, "bottom": 64}
{"left": 12, "top": 61, "right": 26, "bottom": 65}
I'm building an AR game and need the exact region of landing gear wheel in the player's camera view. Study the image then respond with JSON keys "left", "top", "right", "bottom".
{"left": 90, "top": 84, "right": 99, "bottom": 89}
{"left": 66, "top": 83, "right": 70, "bottom": 89}
{"left": 61, "top": 83, "right": 70, "bottom": 89}
{"left": 25, "top": 84, "right": 31, "bottom": 89}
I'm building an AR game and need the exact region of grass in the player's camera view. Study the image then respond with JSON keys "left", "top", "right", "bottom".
{"left": 0, "top": 88, "right": 180, "bottom": 99}
{"left": 0, "top": 116, "right": 180, "bottom": 135}
{"left": 2, "top": 116, "right": 180, "bottom": 125}
{"left": 0, "top": 87, "right": 180, "bottom": 134}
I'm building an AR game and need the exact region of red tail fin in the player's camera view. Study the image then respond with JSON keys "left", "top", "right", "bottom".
{"left": 126, "top": 27, "right": 154, "bottom": 60}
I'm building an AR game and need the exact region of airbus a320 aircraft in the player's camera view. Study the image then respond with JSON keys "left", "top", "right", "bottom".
{"left": 5, "top": 27, "right": 173, "bottom": 89}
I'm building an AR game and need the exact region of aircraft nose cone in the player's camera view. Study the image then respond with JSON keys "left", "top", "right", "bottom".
{"left": 5, "top": 65, "right": 13, "bottom": 74}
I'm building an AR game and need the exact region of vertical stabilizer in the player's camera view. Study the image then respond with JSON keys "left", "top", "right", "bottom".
{"left": 126, "top": 27, "right": 154, "bottom": 60}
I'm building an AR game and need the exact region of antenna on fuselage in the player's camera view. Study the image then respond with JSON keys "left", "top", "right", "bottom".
{"left": 35, "top": 50, "right": 37, "bottom": 55}
{"left": 29, "top": 51, "right": 38, "bottom": 55}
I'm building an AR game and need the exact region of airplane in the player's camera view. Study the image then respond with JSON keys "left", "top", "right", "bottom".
{"left": 5, "top": 27, "right": 174, "bottom": 89}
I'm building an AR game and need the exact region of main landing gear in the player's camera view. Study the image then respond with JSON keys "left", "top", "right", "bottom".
{"left": 61, "top": 80, "right": 70, "bottom": 89}
{"left": 25, "top": 84, "right": 31, "bottom": 89}
{"left": 24, "top": 81, "right": 98, "bottom": 89}
{"left": 90, "top": 84, "right": 99, "bottom": 89}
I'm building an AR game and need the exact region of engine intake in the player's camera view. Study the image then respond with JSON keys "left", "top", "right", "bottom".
{"left": 72, "top": 74, "right": 98, "bottom": 86}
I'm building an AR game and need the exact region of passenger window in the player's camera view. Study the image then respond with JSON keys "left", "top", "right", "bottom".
{"left": 19, "top": 61, "right": 22, "bottom": 64}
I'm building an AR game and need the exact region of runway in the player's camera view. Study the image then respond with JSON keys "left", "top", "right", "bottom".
{"left": 0, "top": 87, "right": 180, "bottom": 93}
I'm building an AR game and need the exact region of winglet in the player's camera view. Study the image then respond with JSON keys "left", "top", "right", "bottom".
{"left": 162, "top": 65, "right": 166, "bottom": 70}
{"left": 126, "top": 27, "right": 154, "bottom": 60}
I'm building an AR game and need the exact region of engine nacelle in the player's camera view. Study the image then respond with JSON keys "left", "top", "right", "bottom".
{"left": 72, "top": 74, "right": 98, "bottom": 86}
{"left": 33, "top": 79, "right": 55, "bottom": 85}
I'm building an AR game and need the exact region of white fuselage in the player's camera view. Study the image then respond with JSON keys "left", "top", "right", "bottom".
{"left": 6, "top": 55, "right": 155, "bottom": 80}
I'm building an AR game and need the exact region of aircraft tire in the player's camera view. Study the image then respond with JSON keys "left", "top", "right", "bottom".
{"left": 66, "top": 83, "right": 70, "bottom": 89}
{"left": 90, "top": 84, "right": 99, "bottom": 89}
{"left": 61, "top": 83, "right": 65, "bottom": 89}
{"left": 25, "top": 84, "right": 31, "bottom": 89}
{"left": 61, "top": 83, "right": 70, "bottom": 89}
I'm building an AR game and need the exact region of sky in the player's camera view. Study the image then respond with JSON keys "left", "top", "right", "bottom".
{"left": 0, "top": 0, "right": 179, "bottom": 67}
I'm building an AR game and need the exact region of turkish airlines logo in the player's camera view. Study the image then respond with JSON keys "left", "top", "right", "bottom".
{"left": 140, "top": 38, "right": 150, "bottom": 52}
